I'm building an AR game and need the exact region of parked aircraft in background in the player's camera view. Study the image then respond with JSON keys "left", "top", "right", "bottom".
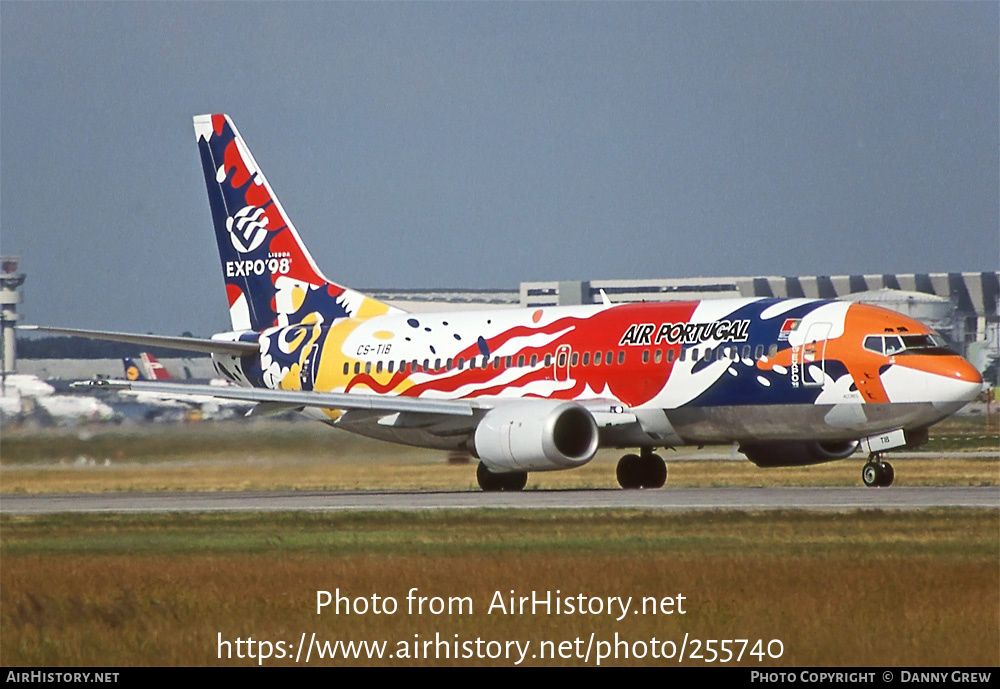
{"left": 123, "top": 353, "right": 174, "bottom": 381}
{"left": 23, "top": 115, "right": 982, "bottom": 490}
{"left": 117, "top": 353, "right": 248, "bottom": 417}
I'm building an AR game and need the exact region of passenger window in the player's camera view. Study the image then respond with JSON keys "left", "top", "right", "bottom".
{"left": 691, "top": 348, "right": 698, "bottom": 361}
{"left": 642, "top": 351, "right": 650, "bottom": 364}
{"left": 754, "top": 345, "right": 764, "bottom": 360}
{"left": 742, "top": 345, "right": 751, "bottom": 360}
{"left": 505, "top": 356, "right": 512, "bottom": 368}
{"left": 517, "top": 355, "right": 525, "bottom": 367}
{"left": 654, "top": 350, "right": 662, "bottom": 364}
{"left": 606, "top": 352, "right": 613, "bottom": 365}
{"left": 365, "top": 362, "right": 372, "bottom": 374}
{"left": 530, "top": 354, "right": 538, "bottom": 367}
{"left": 768, "top": 344, "right": 778, "bottom": 358}
{"left": 571, "top": 353, "right": 579, "bottom": 366}
{"left": 583, "top": 353, "right": 591, "bottom": 366}
{"left": 617, "top": 351, "right": 625, "bottom": 365}
{"left": 667, "top": 349, "right": 675, "bottom": 363}
{"left": 376, "top": 361, "right": 383, "bottom": 374}
{"left": 703, "top": 348, "right": 712, "bottom": 362}
{"left": 457, "top": 357, "right": 465, "bottom": 370}
{"left": 343, "top": 363, "right": 349, "bottom": 375}
{"left": 557, "top": 352, "right": 566, "bottom": 367}
{"left": 388, "top": 361, "right": 395, "bottom": 373}
{"left": 354, "top": 362, "right": 361, "bottom": 374}
{"left": 594, "top": 351, "right": 602, "bottom": 367}
{"left": 679, "top": 349, "right": 686, "bottom": 362}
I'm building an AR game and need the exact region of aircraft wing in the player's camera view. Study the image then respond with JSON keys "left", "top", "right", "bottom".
{"left": 88, "top": 380, "right": 482, "bottom": 417}
{"left": 18, "top": 325, "right": 259, "bottom": 357}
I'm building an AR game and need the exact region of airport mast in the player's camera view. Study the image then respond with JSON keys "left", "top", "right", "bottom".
{"left": 1, "top": 256, "right": 25, "bottom": 392}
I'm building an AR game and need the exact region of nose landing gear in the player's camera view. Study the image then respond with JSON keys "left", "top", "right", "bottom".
{"left": 617, "top": 448, "right": 667, "bottom": 489}
{"left": 862, "top": 453, "right": 895, "bottom": 487}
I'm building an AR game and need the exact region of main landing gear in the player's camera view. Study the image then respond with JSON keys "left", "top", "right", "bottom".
{"left": 476, "top": 462, "right": 527, "bottom": 492}
{"left": 862, "top": 453, "right": 895, "bottom": 488}
{"left": 616, "top": 448, "right": 667, "bottom": 489}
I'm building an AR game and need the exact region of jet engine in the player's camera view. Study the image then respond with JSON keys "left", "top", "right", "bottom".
{"left": 472, "top": 401, "right": 599, "bottom": 472}
{"left": 739, "top": 440, "right": 860, "bottom": 467}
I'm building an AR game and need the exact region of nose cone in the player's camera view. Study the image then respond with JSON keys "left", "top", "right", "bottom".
{"left": 927, "top": 355, "right": 982, "bottom": 412}
{"left": 881, "top": 354, "right": 983, "bottom": 411}
{"left": 949, "top": 356, "right": 984, "bottom": 389}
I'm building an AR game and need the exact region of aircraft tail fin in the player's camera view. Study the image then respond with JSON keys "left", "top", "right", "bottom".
{"left": 140, "top": 353, "right": 172, "bottom": 380}
{"left": 193, "top": 114, "right": 400, "bottom": 332}
{"left": 123, "top": 357, "right": 145, "bottom": 381}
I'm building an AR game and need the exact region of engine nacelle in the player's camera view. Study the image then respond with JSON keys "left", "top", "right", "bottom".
{"left": 472, "top": 401, "right": 599, "bottom": 473}
{"left": 739, "top": 440, "right": 860, "bottom": 468}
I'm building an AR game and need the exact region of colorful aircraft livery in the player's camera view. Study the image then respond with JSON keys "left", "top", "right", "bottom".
{"left": 31, "top": 114, "right": 983, "bottom": 491}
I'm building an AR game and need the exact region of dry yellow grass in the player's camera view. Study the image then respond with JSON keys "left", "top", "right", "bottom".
{"left": 1, "top": 416, "right": 996, "bottom": 493}
{"left": 1, "top": 510, "right": 997, "bottom": 666}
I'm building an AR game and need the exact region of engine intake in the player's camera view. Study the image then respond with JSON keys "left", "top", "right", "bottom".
{"left": 473, "top": 401, "right": 599, "bottom": 472}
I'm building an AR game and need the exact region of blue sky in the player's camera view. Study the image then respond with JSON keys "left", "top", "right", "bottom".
{"left": 2, "top": 2, "right": 997, "bottom": 336}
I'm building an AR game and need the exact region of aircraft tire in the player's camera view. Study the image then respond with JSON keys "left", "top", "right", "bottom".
{"left": 642, "top": 453, "right": 667, "bottom": 489}
{"left": 477, "top": 462, "right": 504, "bottom": 492}
{"left": 616, "top": 454, "right": 643, "bottom": 489}
{"left": 477, "top": 463, "right": 527, "bottom": 492}
{"left": 502, "top": 471, "right": 528, "bottom": 491}
{"left": 878, "top": 461, "right": 894, "bottom": 488}
{"left": 862, "top": 462, "right": 880, "bottom": 488}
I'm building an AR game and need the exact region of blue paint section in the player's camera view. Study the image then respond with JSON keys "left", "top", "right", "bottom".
{"left": 477, "top": 336, "right": 490, "bottom": 359}
{"left": 686, "top": 300, "right": 848, "bottom": 407}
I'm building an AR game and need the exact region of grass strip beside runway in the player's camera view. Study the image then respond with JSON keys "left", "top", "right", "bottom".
{"left": 1, "top": 509, "right": 997, "bottom": 666}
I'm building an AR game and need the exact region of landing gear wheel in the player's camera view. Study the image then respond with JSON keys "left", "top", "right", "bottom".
{"left": 643, "top": 453, "right": 667, "bottom": 489}
{"left": 502, "top": 471, "right": 528, "bottom": 491}
{"left": 862, "top": 462, "right": 880, "bottom": 488}
{"left": 862, "top": 456, "right": 894, "bottom": 488}
{"left": 877, "top": 461, "right": 894, "bottom": 487}
{"left": 616, "top": 454, "right": 643, "bottom": 489}
{"left": 617, "top": 451, "right": 667, "bottom": 489}
{"left": 476, "top": 462, "right": 527, "bottom": 492}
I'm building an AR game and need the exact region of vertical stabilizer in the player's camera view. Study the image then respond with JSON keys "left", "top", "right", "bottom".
{"left": 194, "top": 114, "right": 400, "bottom": 332}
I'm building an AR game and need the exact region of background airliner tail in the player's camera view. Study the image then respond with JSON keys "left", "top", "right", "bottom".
{"left": 122, "top": 357, "right": 145, "bottom": 381}
{"left": 193, "top": 114, "right": 399, "bottom": 332}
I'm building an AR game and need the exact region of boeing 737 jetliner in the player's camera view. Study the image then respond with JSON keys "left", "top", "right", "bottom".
{"left": 25, "top": 114, "right": 982, "bottom": 490}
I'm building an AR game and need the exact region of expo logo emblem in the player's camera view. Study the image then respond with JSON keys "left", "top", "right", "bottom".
{"left": 227, "top": 206, "right": 269, "bottom": 254}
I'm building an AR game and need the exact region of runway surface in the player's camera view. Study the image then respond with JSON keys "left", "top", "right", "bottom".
{"left": 1, "top": 486, "right": 997, "bottom": 514}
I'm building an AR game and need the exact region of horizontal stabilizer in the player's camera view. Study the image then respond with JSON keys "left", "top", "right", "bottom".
{"left": 18, "top": 325, "right": 259, "bottom": 357}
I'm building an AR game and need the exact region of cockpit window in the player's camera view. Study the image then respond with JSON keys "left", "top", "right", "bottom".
{"left": 901, "top": 334, "right": 942, "bottom": 349}
{"left": 884, "top": 336, "right": 904, "bottom": 355}
{"left": 863, "top": 336, "right": 883, "bottom": 354}
{"left": 864, "top": 333, "right": 952, "bottom": 356}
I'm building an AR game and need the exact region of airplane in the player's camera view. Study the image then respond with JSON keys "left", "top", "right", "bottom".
{"left": 22, "top": 114, "right": 983, "bottom": 491}
{"left": 123, "top": 354, "right": 172, "bottom": 381}
{"left": 118, "top": 353, "right": 250, "bottom": 416}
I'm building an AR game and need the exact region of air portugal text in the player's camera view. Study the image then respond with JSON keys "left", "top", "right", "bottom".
{"left": 619, "top": 320, "right": 751, "bottom": 347}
